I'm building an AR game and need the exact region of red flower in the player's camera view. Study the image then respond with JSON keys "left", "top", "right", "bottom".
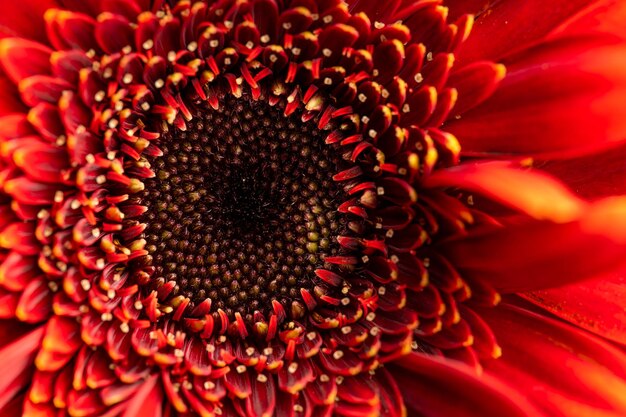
{"left": 0, "top": 0, "right": 625, "bottom": 416}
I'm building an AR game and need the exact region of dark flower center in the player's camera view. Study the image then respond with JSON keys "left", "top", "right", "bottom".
{"left": 140, "top": 93, "right": 346, "bottom": 321}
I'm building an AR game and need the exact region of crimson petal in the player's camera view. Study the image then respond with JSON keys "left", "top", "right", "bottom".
{"left": 448, "top": 35, "right": 626, "bottom": 158}
{"left": 441, "top": 197, "right": 626, "bottom": 292}
{"left": 425, "top": 161, "right": 585, "bottom": 222}
{"left": 0, "top": 38, "right": 52, "bottom": 84}
{"left": 524, "top": 276, "right": 626, "bottom": 345}
{"left": 389, "top": 352, "right": 543, "bottom": 417}
{"left": 0, "top": 326, "right": 44, "bottom": 409}
{"left": 479, "top": 302, "right": 626, "bottom": 415}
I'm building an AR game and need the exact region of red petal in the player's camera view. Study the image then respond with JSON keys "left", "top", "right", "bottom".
{"left": 102, "top": 0, "right": 146, "bottom": 20}
{"left": 377, "top": 368, "right": 406, "bottom": 417}
{"left": 0, "top": 114, "right": 36, "bottom": 138}
{"left": 14, "top": 138, "right": 69, "bottom": 182}
{"left": 0, "top": 0, "right": 58, "bottom": 43}
{"left": 95, "top": 13, "right": 134, "bottom": 54}
{"left": 346, "top": 0, "right": 401, "bottom": 24}
{"left": 0, "top": 326, "right": 44, "bottom": 409}
{"left": 0, "top": 395, "right": 24, "bottom": 417}
{"left": 0, "top": 253, "right": 38, "bottom": 291}
{"left": 536, "top": 144, "right": 626, "bottom": 200}
{"left": 448, "top": 36, "right": 626, "bottom": 158}
{"left": 4, "top": 177, "right": 59, "bottom": 205}
{"left": 446, "top": 61, "right": 506, "bottom": 115}
{"left": 16, "top": 278, "right": 52, "bottom": 323}
{"left": 425, "top": 161, "right": 585, "bottom": 222}
{"left": 59, "top": 0, "right": 150, "bottom": 17}
{"left": 35, "top": 316, "right": 81, "bottom": 371}
{"left": 479, "top": 302, "right": 626, "bottom": 415}
{"left": 551, "top": 0, "right": 626, "bottom": 39}
{"left": 524, "top": 276, "right": 626, "bottom": 345}
{"left": 245, "top": 374, "right": 276, "bottom": 417}
{"left": 0, "top": 38, "right": 52, "bottom": 84}
{"left": 19, "top": 75, "right": 73, "bottom": 106}
{"left": 224, "top": 368, "right": 252, "bottom": 399}
{"left": 390, "top": 351, "right": 543, "bottom": 417}
{"left": 120, "top": 375, "right": 163, "bottom": 417}
{"left": 453, "top": 0, "right": 596, "bottom": 63}
{"left": 58, "top": 0, "right": 102, "bottom": 15}
{"left": 0, "top": 222, "right": 39, "bottom": 255}
{"left": 441, "top": 197, "right": 626, "bottom": 292}
{"left": 45, "top": 9, "right": 98, "bottom": 52}
{"left": 28, "top": 102, "right": 65, "bottom": 141}
{"left": 0, "top": 73, "right": 25, "bottom": 114}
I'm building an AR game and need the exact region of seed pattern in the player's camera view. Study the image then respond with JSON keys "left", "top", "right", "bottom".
{"left": 140, "top": 94, "right": 346, "bottom": 321}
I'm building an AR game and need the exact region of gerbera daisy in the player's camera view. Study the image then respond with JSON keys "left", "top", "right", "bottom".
{"left": 1, "top": 0, "right": 626, "bottom": 416}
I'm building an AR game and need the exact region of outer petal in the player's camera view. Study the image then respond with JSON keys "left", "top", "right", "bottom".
{"left": 535, "top": 145, "right": 626, "bottom": 200}
{"left": 120, "top": 375, "right": 163, "bottom": 417}
{"left": 389, "top": 352, "right": 544, "bottom": 417}
{"left": 450, "top": 0, "right": 598, "bottom": 63}
{"left": 440, "top": 197, "right": 626, "bottom": 293}
{"left": 0, "top": 326, "right": 44, "bottom": 408}
{"left": 0, "top": 38, "right": 52, "bottom": 85}
{"left": 550, "top": 0, "right": 626, "bottom": 40}
{"left": 446, "top": 35, "right": 626, "bottom": 158}
{"left": 524, "top": 276, "right": 626, "bottom": 345}
{"left": 480, "top": 302, "right": 626, "bottom": 416}
{"left": 424, "top": 161, "right": 585, "bottom": 223}
{"left": 57, "top": 0, "right": 151, "bottom": 17}
{"left": 0, "top": 74, "right": 25, "bottom": 114}
{"left": 0, "top": 0, "right": 58, "bottom": 43}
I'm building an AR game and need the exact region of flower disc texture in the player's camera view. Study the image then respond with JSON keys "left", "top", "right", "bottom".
{"left": 1, "top": 0, "right": 626, "bottom": 416}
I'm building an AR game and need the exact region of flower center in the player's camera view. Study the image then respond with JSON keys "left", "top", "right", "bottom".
{"left": 140, "top": 93, "right": 346, "bottom": 322}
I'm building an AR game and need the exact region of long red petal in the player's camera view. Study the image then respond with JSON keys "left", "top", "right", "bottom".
{"left": 0, "top": 0, "right": 58, "bottom": 43}
{"left": 389, "top": 352, "right": 544, "bottom": 417}
{"left": 479, "top": 302, "right": 626, "bottom": 416}
{"left": 536, "top": 144, "right": 626, "bottom": 200}
{"left": 451, "top": 0, "right": 597, "bottom": 63}
{"left": 0, "top": 326, "right": 44, "bottom": 409}
{"left": 524, "top": 276, "right": 626, "bottom": 345}
{"left": 425, "top": 161, "right": 586, "bottom": 222}
{"left": 120, "top": 375, "right": 163, "bottom": 417}
{"left": 448, "top": 34, "right": 626, "bottom": 158}
{"left": 0, "top": 38, "right": 52, "bottom": 85}
{"left": 0, "top": 73, "right": 25, "bottom": 114}
{"left": 440, "top": 197, "right": 626, "bottom": 292}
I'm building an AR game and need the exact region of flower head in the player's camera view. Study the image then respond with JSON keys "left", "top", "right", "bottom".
{"left": 1, "top": 0, "right": 626, "bottom": 416}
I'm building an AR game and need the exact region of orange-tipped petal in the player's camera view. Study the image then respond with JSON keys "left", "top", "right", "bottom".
{"left": 536, "top": 144, "right": 626, "bottom": 200}
{"left": 0, "top": 38, "right": 52, "bottom": 84}
{"left": 425, "top": 161, "right": 586, "bottom": 223}
{"left": 120, "top": 375, "right": 163, "bottom": 417}
{"left": 441, "top": 197, "right": 626, "bottom": 292}
{"left": 447, "top": 61, "right": 506, "bottom": 115}
{"left": 479, "top": 302, "right": 626, "bottom": 416}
